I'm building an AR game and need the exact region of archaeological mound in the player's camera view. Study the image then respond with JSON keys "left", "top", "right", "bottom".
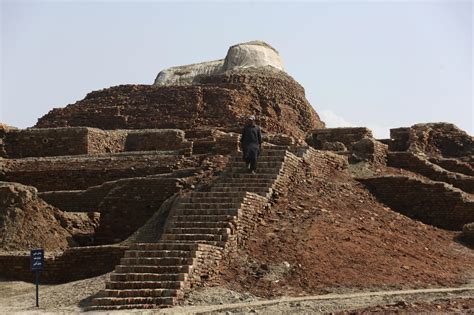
{"left": 0, "top": 40, "right": 473, "bottom": 311}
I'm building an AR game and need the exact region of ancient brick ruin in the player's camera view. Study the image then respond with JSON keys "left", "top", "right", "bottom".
{"left": 0, "top": 41, "right": 472, "bottom": 310}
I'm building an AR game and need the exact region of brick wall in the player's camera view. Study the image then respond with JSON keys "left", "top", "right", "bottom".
{"left": 93, "top": 177, "right": 185, "bottom": 244}
{"left": 389, "top": 123, "right": 473, "bottom": 158}
{"left": 4, "top": 128, "right": 90, "bottom": 158}
{"left": 0, "top": 245, "right": 127, "bottom": 283}
{"left": 124, "top": 129, "right": 192, "bottom": 155}
{"left": 2, "top": 127, "right": 197, "bottom": 158}
{"left": 388, "top": 152, "right": 474, "bottom": 193}
{"left": 351, "top": 138, "right": 388, "bottom": 164}
{"left": 38, "top": 175, "right": 186, "bottom": 213}
{"left": 305, "top": 128, "right": 387, "bottom": 164}
{"left": 358, "top": 175, "right": 474, "bottom": 230}
{"left": 38, "top": 176, "right": 188, "bottom": 245}
{"left": 2, "top": 152, "right": 190, "bottom": 191}
{"left": 87, "top": 128, "right": 127, "bottom": 154}
{"left": 39, "top": 189, "right": 107, "bottom": 212}
{"left": 298, "top": 147, "right": 349, "bottom": 179}
{"left": 3, "top": 127, "right": 128, "bottom": 158}
{"left": 389, "top": 128, "right": 410, "bottom": 151}
{"left": 306, "top": 127, "right": 373, "bottom": 150}
{"left": 186, "top": 129, "right": 240, "bottom": 155}
{"left": 188, "top": 244, "right": 224, "bottom": 287}
{"left": 0, "top": 124, "right": 17, "bottom": 157}
{"left": 429, "top": 158, "right": 474, "bottom": 177}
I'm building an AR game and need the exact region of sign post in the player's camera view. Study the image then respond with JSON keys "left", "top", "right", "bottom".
{"left": 30, "top": 249, "right": 44, "bottom": 307}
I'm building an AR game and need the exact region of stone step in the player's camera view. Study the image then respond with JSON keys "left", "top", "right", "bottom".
{"left": 190, "top": 191, "right": 248, "bottom": 197}
{"left": 177, "top": 202, "right": 241, "bottom": 210}
{"left": 172, "top": 215, "right": 236, "bottom": 223}
{"left": 211, "top": 187, "right": 270, "bottom": 193}
{"left": 227, "top": 161, "right": 284, "bottom": 168}
{"left": 227, "top": 155, "right": 286, "bottom": 165}
{"left": 212, "top": 183, "right": 272, "bottom": 188}
{"left": 110, "top": 273, "right": 186, "bottom": 282}
{"left": 124, "top": 250, "right": 193, "bottom": 258}
{"left": 225, "top": 173, "right": 279, "bottom": 179}
{"left": 115, "top": 265, "right": 191, "bottom": 274}
{"left": 167, "top": 227, "right": 230, "bottom": 235}
{"left": 215, "top": 178, "right": 275, "bottom": 184}
{"left": 187, "top": 196, "right": 244, "bottom": 203}
{"left": 161, "top": 233, "right": 226, "bottom": 242}
{"left": 87, "top": 304, "right": 159, "bottom": 311}
{"left": 131, "top": 243, "right": 197, "bottom": 251}
{"left": 226, "top": 167, "right": 282, "bottom": 174}
{"left": 106, "top": 280, "right": 182, "bottom": 289}
{"left": 175, "top": 208, "right": 239, "bottom": 216}
{"left": 232, "top": 150, "right": 287, "bottom": 157}
{"left": 103, "top": 288, "right": 180, "bottom": 298}
{"left": 170, "top": 221, "right": 233, "bottom": 229}
{"left": 92, "top": 296, "right": 176, "bottom": 307}
{"left": 120, "top": 257, "right": 194, "bottom": 266}
{"left": 166, "top": 240, "right": 224, "bottom": 246}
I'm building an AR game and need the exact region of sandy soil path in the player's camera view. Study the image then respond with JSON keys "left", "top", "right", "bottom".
{"left": 0, "top": 275, "right": 473, "bottom": 314}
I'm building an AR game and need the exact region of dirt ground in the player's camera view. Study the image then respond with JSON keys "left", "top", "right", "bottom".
{"left": 218, "top": 163, "right": 474, "bottom": 298}
{"left": 0, "top": 274, "right": 109, "bottom": 313}
{"left": 0, "top": 276, "right": 472, "bottom": 314}
{"left": 340, "top": 297, "right": 474, "bottom": 314}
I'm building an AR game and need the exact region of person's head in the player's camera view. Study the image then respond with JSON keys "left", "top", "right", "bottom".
{"left": 247, "top": 115, "right": 256, "bottom": 126}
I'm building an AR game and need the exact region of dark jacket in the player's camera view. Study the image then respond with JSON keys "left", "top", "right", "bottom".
{"left": 240, "top": 125, "right": 262, "bottom": 149}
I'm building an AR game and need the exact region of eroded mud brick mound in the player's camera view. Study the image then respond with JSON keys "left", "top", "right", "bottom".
{"left": 0, "top": 182, "right": 73, "bottom": 251}
{"left": 35, "top": 42, "right": 324, "bottom": 139}
{"left": 390, "top": 123, "right": 474, "bottom": 159}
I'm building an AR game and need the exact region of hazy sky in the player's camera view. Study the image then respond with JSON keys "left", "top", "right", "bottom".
{"left": 1, "top": 0, "right": 472, "bottom": 138}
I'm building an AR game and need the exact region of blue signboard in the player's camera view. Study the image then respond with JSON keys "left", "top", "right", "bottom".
{"left": 30, "top": 249, "right": 44, "bottom": 271}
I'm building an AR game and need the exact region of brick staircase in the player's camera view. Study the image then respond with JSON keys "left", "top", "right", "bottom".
{"left": 88, "top": 147, "right": 299, "bottom": 310}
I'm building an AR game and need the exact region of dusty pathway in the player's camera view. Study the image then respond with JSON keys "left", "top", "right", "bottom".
{"left": 0, "top": 275, "right": 473, "bottom": 314}
{"left": 173, "top": 287, "right": 474, "bottom": 314}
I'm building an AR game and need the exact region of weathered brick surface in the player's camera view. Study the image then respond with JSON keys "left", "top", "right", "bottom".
{"left": 305, "top": 128, "right": 386, "bottom": 164}
{"left": 0, "top": 124, "right": 17, "bottom": 157}
{"left": 125, "top": 129, "right": 192, "bottom": 155}
{"left": 429, "top": 157, "right": 474, "bottom": 177}
{"left": 389, "top": 127, "right": 410, "bottom": 151}
{"left": 462, "top": 222, "right": 474, "bottom": 242}
{"left": 388, "top": 152, "right": 474, "bottom": 193}
{"left": 39, "top": 190, "right": 106, "bottom": 212}
{"left": 39, "top": 175, "right": 188, "bottom": 213}
{"left": 297, "top": 147, "right": 348, "bottom": 179}
{"left": 0, "top": 245, "right": 127, "bottom": 283}
{"left": 358, "top": 175, "right": 474, "bottom": 230}
{"left": 351, "top": 138, "right": 388, "bottom": 164}
{"left": 1, "top": 152, "right": 193, "bottom": 191}
{"left": 3, "top": 127, "right": 127, "bottom": 158}
{"left": 306, "top": 127, "right": 373, "bottom": 150}
{"left": 89, "top": 147, "right": 307, "bottom": 310}
{"left": 189, "top": 129, "right": 240, "bottom": 155}
{"left": 389, "top": 123, "right": 473, "bottom": 158}
{"left": 94, "top": 177, "right": 185, "bottom": 245}
{"left": 2, "top": 127, "right": 195, "bottom": 158}
{"left": 35, "top": 70, "right": 324, "bottom": 140}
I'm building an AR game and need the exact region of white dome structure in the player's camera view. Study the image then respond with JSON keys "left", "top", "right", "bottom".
{"left": 153, "top": 41, "right": 285, "bottom": 86}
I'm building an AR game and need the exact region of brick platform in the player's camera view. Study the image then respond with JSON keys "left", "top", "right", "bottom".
{"left": 388, "top": 152, "right": 474, "bottom": 194}
{"left": 358, "top": 175, "right": 474, "bottom": 230}
{"left": 0, "top": 245, "right": 127, "bottom": 283}
{"left": 1, "top": 152, "right": 192, "bottom": 191}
